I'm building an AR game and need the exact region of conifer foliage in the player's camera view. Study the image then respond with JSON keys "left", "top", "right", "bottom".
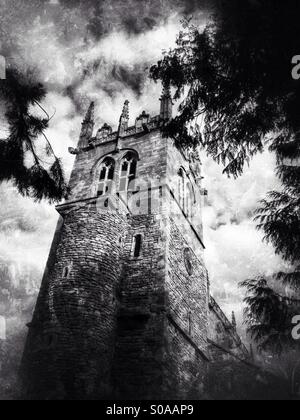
{"left": 0, "top": 67, "right": 69, "bottom": 202}
{"left": 150, "top": 0, "right": 300, "bottom": 352}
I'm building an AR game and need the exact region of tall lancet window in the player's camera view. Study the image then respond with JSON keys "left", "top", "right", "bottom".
{"left": 98, "top": 157, "right": 115, "bottom": 197}
{"left": 178, "top": 168, "right": 194, "bottom": 218}
{"left": 119, "top": 152, "right": 138, "bottom": 192}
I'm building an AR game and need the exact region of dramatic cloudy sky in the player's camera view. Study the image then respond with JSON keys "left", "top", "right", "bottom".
{"left": 0, "top": 0, "right": 288, "bottom": 333}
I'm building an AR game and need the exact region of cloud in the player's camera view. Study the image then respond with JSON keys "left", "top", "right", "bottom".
{"left": 0, "top": 0, "right": 286, "bottom": 335}
{"left": 0, "top": 13, "right": 184, "bottom": 282}
{"left": 0, "top": 183, "right": 57, "bottom": 272}
{"left": 202, "top": 151, "right": 287, "bottom": 323}
{"left": 56, "top": 0, "right": 212, "bottom": 39}
{"left": 3, "top": 0, "right": 287, "bottom": 393}
{"left": 0, "top": 0, "right": 209, "bottom": 91}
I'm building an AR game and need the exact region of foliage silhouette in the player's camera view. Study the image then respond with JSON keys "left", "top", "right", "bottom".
{"left": 0, "top": 67, "right": 69, "bottom": 202}
{"left": 150, "top": 0, "right": 300, "bottom": 352}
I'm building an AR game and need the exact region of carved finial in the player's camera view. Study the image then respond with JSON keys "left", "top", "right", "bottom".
{"left": 83, "top": 101, "right": 95, "bottom": 123}
{"left": 231, "top": 312, "right": 237, "bottom": 331}
{"left": 118, "top": 100, "right": 130, "bottom": 137}
{"left": 162, "top": 83, "right": 171, "bottom": 99}
{"left": 80, "top": 101, "right": 95, "bottom": 142}
{"left": 121, "top": 100, "right": 129, "bottom": 119}
{"left": 160, "top": 82, "right": 172, "bottom": 121}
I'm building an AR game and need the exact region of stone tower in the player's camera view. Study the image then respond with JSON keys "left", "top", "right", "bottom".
{"left": 21, "top": 88, "right": 210, "bottom": 400}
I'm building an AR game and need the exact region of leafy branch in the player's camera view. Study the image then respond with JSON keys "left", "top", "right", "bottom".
{"left": 0, "top": 67, "right": 69, "bottom": 202}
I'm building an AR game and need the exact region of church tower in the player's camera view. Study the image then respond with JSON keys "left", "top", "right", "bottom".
{"left": 21, "top": 88, "right": 210, "bottom": 400}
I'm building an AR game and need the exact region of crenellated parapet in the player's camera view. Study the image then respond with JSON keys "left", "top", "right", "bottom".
{"left": 22, "top": 77, "right": 259, "bottom": 402}
{"left": 72, "top": 85, "right": 173, "bottom": 155}
{"left": 96, "top": 123, "right": 113, "bottom": 143}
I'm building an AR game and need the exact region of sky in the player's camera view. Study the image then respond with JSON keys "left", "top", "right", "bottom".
{"left": 0, "top": 0, "right": 288, "bottom": 333}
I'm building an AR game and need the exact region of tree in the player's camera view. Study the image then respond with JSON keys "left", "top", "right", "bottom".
{"left": 241, "top": 277, "right": 300, "bottom": 397}
{"left": 0, "top": 67, "right": 69, "bottom": 202}
{"left": 240, "top": 277, "right": 299, "bottom": 354}
{"left": 150, "top": 0, "right": 300, "bottom": 351}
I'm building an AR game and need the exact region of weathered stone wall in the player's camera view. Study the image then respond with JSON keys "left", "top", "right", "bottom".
{"left": 113, "top": 214, "right": 168, "bottom": 400}
{"left": 160, "top": 138, "right": 210, "bottom": 399}
{"left": 21, "top": 125, "right": 172, "bottom": 400}
{"left": 22, "top": 204, "right": 128, "bottom": 400}
{"left": 163, "top": 217, "right": 209, "bottom": 399}
{"left": 21, "top": 108, "right": 252, "bottom": 401}
{"left": 109, "top": 130, "right": 170, "bottom": 400}
{"left": 163, "top": 318, "right": 208, "bottom": 400}
{"left": 167, "top": 219, "right": 208, "bottom": 353}
{"left": 68, "top": 129, "right": 168, "bottom": 204}
{"left": 166, "top": 140, "right": 204, "bottom": 247}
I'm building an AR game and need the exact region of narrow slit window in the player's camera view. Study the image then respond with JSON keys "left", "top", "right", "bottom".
{"left": 159, "top": 186, "right": 163, "bottom": 198}
{"left": 135, "top": 186, "right": 141, "bottom": 208}
{"left": 63, "top": 266, "right": 70, "bottom": 278}
{"left": 132, "top": 234, "right": 142, "bottom": 258}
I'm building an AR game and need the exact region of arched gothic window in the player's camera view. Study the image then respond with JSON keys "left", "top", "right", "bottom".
{"left": 178, "top": 168, "right": 194, "bottom": 218}
{"left": 98, "top": 157, "right": 115, "bottom": 197}
{"left": 119, "top": 152, "right": 138, "bottom": 192}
